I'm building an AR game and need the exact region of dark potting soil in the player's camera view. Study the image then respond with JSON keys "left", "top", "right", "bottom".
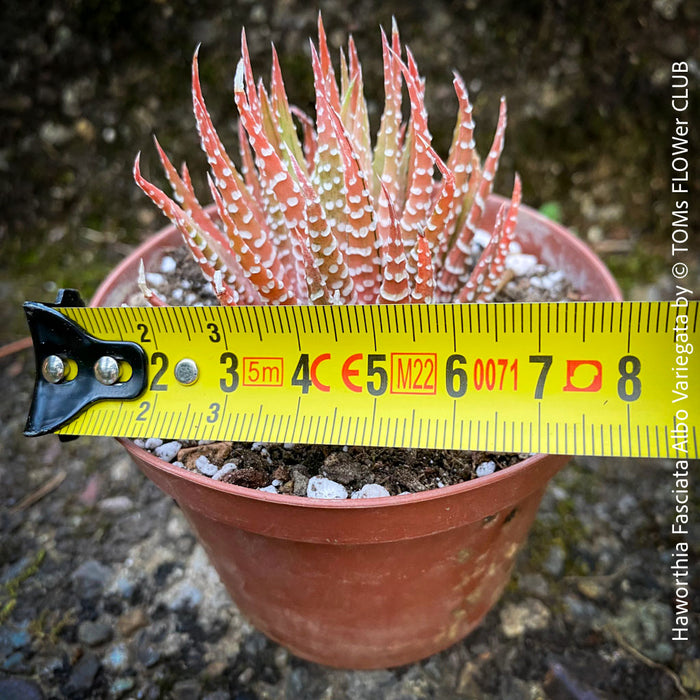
{"left": 130, "top": 244, "right": 581, "bottom": 497}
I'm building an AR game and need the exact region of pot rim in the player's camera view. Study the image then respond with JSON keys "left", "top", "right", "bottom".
{"left": 95, "top": 195, "right": 621, "bottom": 515}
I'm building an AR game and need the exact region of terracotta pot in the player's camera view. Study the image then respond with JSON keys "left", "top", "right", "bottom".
{"left": 92, "top": 197, "right": 621, "bottom": 669}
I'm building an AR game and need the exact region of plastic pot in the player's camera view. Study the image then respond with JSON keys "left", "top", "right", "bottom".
{"left": 92, "top": 196, "right": 621, "bottom": 669}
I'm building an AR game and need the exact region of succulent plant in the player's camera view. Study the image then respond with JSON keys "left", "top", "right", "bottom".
{"left": 134, "top": 15, "right": 522, "bottom": 308}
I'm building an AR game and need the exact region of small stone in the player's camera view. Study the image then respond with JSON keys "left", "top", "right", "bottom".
{"left": 351, "top": 484, "right": 391, "bottom": 499}
{"left": 98, "top": 496, "right": 133, "bottom": 514}
{"left": 506, "top": 253, "right": 539, "bottom": 277}
{"left": 195, "top": 456, "right": 218, "bottom": 477}
{"left": 258, "top": 485, "right": 278, "bottom": 494}
{"left": 110, "top": 677, "right": 135, "bottom": 697}
{"left": 144, "top": 438, "right": 163, "bottom": 450}
{"left": 500, "top": 599, "right": 551, "bottom": 638}
{"left": 117, "top": 608, "right": 148, "bottom": 637}
{"left": 72, "top": 560, "right": 111, "bottom": 599}
{"left": 0, "top": 678, "right": 43, "bottom": 700}
{"left": 307, "top": 476, "right": 348, "bottom": 500}
{"left": 577, "top": 579, "right": 605, "bottom": 600}
{"left": 177, "top": 442, "right": 232, "bottom": 471}
{"left": 66, "top": 652, "right": 101, "bottom": 694}
{"left": 78, "top": 620, "right": 113, "bottom": 647}
{"left": 2, "top": 651, "right": 27, "bottom": 672}
{"left": 159, "top": 255, "right": 177, "bottom": 274}
{"left": 543, "top": 543, "right": 566, "bottom": 577}
{"left": 239, "top": 667, "right": 255, "bottom": 684}
{"left": 172, "top": 680, "right": 202, "bottom": 700}
{"left": 165, "top": 582, "right": 202, "bottom": 611}
{"left": 292, "top": 470, "right": 309, "bottom": 497}
{"left": 221, "top": 467, "right": 268, "bottom": 489}
{"left": 154, "top": 441, "right": 182, "bottom": 462}
{"left": 145, "top": 272, "right": 165, "bottom": 287}
{"left": 212, "top": 463, "right": 237, "bottom": 480}
{"left": 102, "top": 643, "right": 129, "bottom": 673}
{"left": 475, "top": 460, "right": 496, "bottom": 477}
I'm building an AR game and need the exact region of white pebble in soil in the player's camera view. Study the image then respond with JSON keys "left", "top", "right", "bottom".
{"left": 154, "top": 441, "right": 182, "bottom": 462}
{"left": 505, "top": 253, "right": 540, "bottom": 277}
{"left": 159, "top": 255, "right": 177, "bottom": 274}
{"left": 476, "top": 460, "right": 496, "bottom": 477}
{"left": 307, "top": 476, "right": 348, "bottom": 500}
{"left": 144, "top": 438, "right": 163, "bottom": 450}
{"left": 351, "top": 484, "right": 391, "bottom": 499}
{"left": 258, "top": 485, "right": 278, "bottom": 494}
{"left": 195, "top": 456, "right": 218, "bottom": 477}
{"left": 212, "top": 463, "right": 237, "bottom": 481}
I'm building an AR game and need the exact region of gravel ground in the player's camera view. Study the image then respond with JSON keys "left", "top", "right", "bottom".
{"left": 1, "top": 1, "right": 699, "bottom": 698}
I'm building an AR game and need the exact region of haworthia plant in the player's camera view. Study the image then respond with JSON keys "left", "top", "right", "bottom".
{"left": 135, "top": 15, "right": 521, "bottom": 307}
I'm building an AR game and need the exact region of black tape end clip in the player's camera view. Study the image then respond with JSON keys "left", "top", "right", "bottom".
{"left": 24, "top": 289, "right": 147, "bottom": 438}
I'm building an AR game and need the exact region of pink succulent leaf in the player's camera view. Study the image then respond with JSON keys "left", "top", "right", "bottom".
{"left": 208, "top": 174, "right": 297, "bottom": 305}
{"left": 234, "top": 59, "right": 309, "bottom": 300}
{"left": 446, "top": 72, "right": 476, "bottom": 211}
{"left": 289, "top": 155, "right": 356, "bottom": 302}
{"left": 378, "top": 182, "right": 410, "bottom": 304}
{"left": 291, "top": 221, "right": 331, "bottom": 305}
{"left": 372, "top": 24, "right": 404, "bottom": 204}
{"left": 436, "top": 98, "right": 507, "bottom": 301}
{"left": 324, "top": 93, "right": 381, "bottom": 304}
{"left": 192, "top": 48, "right": 268, "bottom": 234}
{"left": 237, "top": 119, "right": 266, "bottom": 210}
{"left": 404, "top": 46, "right": 426, "bottom": 99}
{"left": 309, "top": 43, "right": 347, "bottom": 243}
{"left": 180, "top": 162, "right": 194, "bottom": 192}
{"left": 270, "top": 44, "right": 307, "bottom": 169}
{"left": 343, "top": 36, "right": 372, "bottom": 182}
{"left": 152, "top": 136, "right": 260, "bottom": 302}
{"left": 458, "top": 203, "right": 506, "bottom": 303}
{"left": 257, "top": 81, "right": 283, "bottom": 156}
{"left": 394, "top": 50, "right": 435, "bottom": 252}
{"left": 290, "top": 106, "right": 318, "bottom": 171}
{"left": 410, "top": 234, "right": 435, "bottom": 304}
{"left": 153, "top": 137, "right": 216, "bottom": 232}
{"left": 138, "top": 259, "right": 168, "bottom": 307}
{"left": 467, "top": 96, "right": 507, "bottom": 233}
{"left": 193, "top": 60, "right": 286, "bottom": 284}
{"left": 316, "top": 12, "right": 342, "bottom": 114}
{"left": 416, "top": 135, "right": 457, "bottom": 267}
{"left": 239, "top": 29, "right": 261, "bottom": 117}
{"left": 471, "top": 173, "right": 521, "bottom": 302}
{"left": 134, "top": 154, "right": 239, "bottom": 306}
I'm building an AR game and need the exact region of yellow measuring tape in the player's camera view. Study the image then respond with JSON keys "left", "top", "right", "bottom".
{"left": 33, "top": 301, "right": 698, "bottom": 458}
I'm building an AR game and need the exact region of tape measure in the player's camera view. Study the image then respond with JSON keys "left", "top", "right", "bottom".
{"left": 24, "top": 291, "right": 698, "bottom": 459}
